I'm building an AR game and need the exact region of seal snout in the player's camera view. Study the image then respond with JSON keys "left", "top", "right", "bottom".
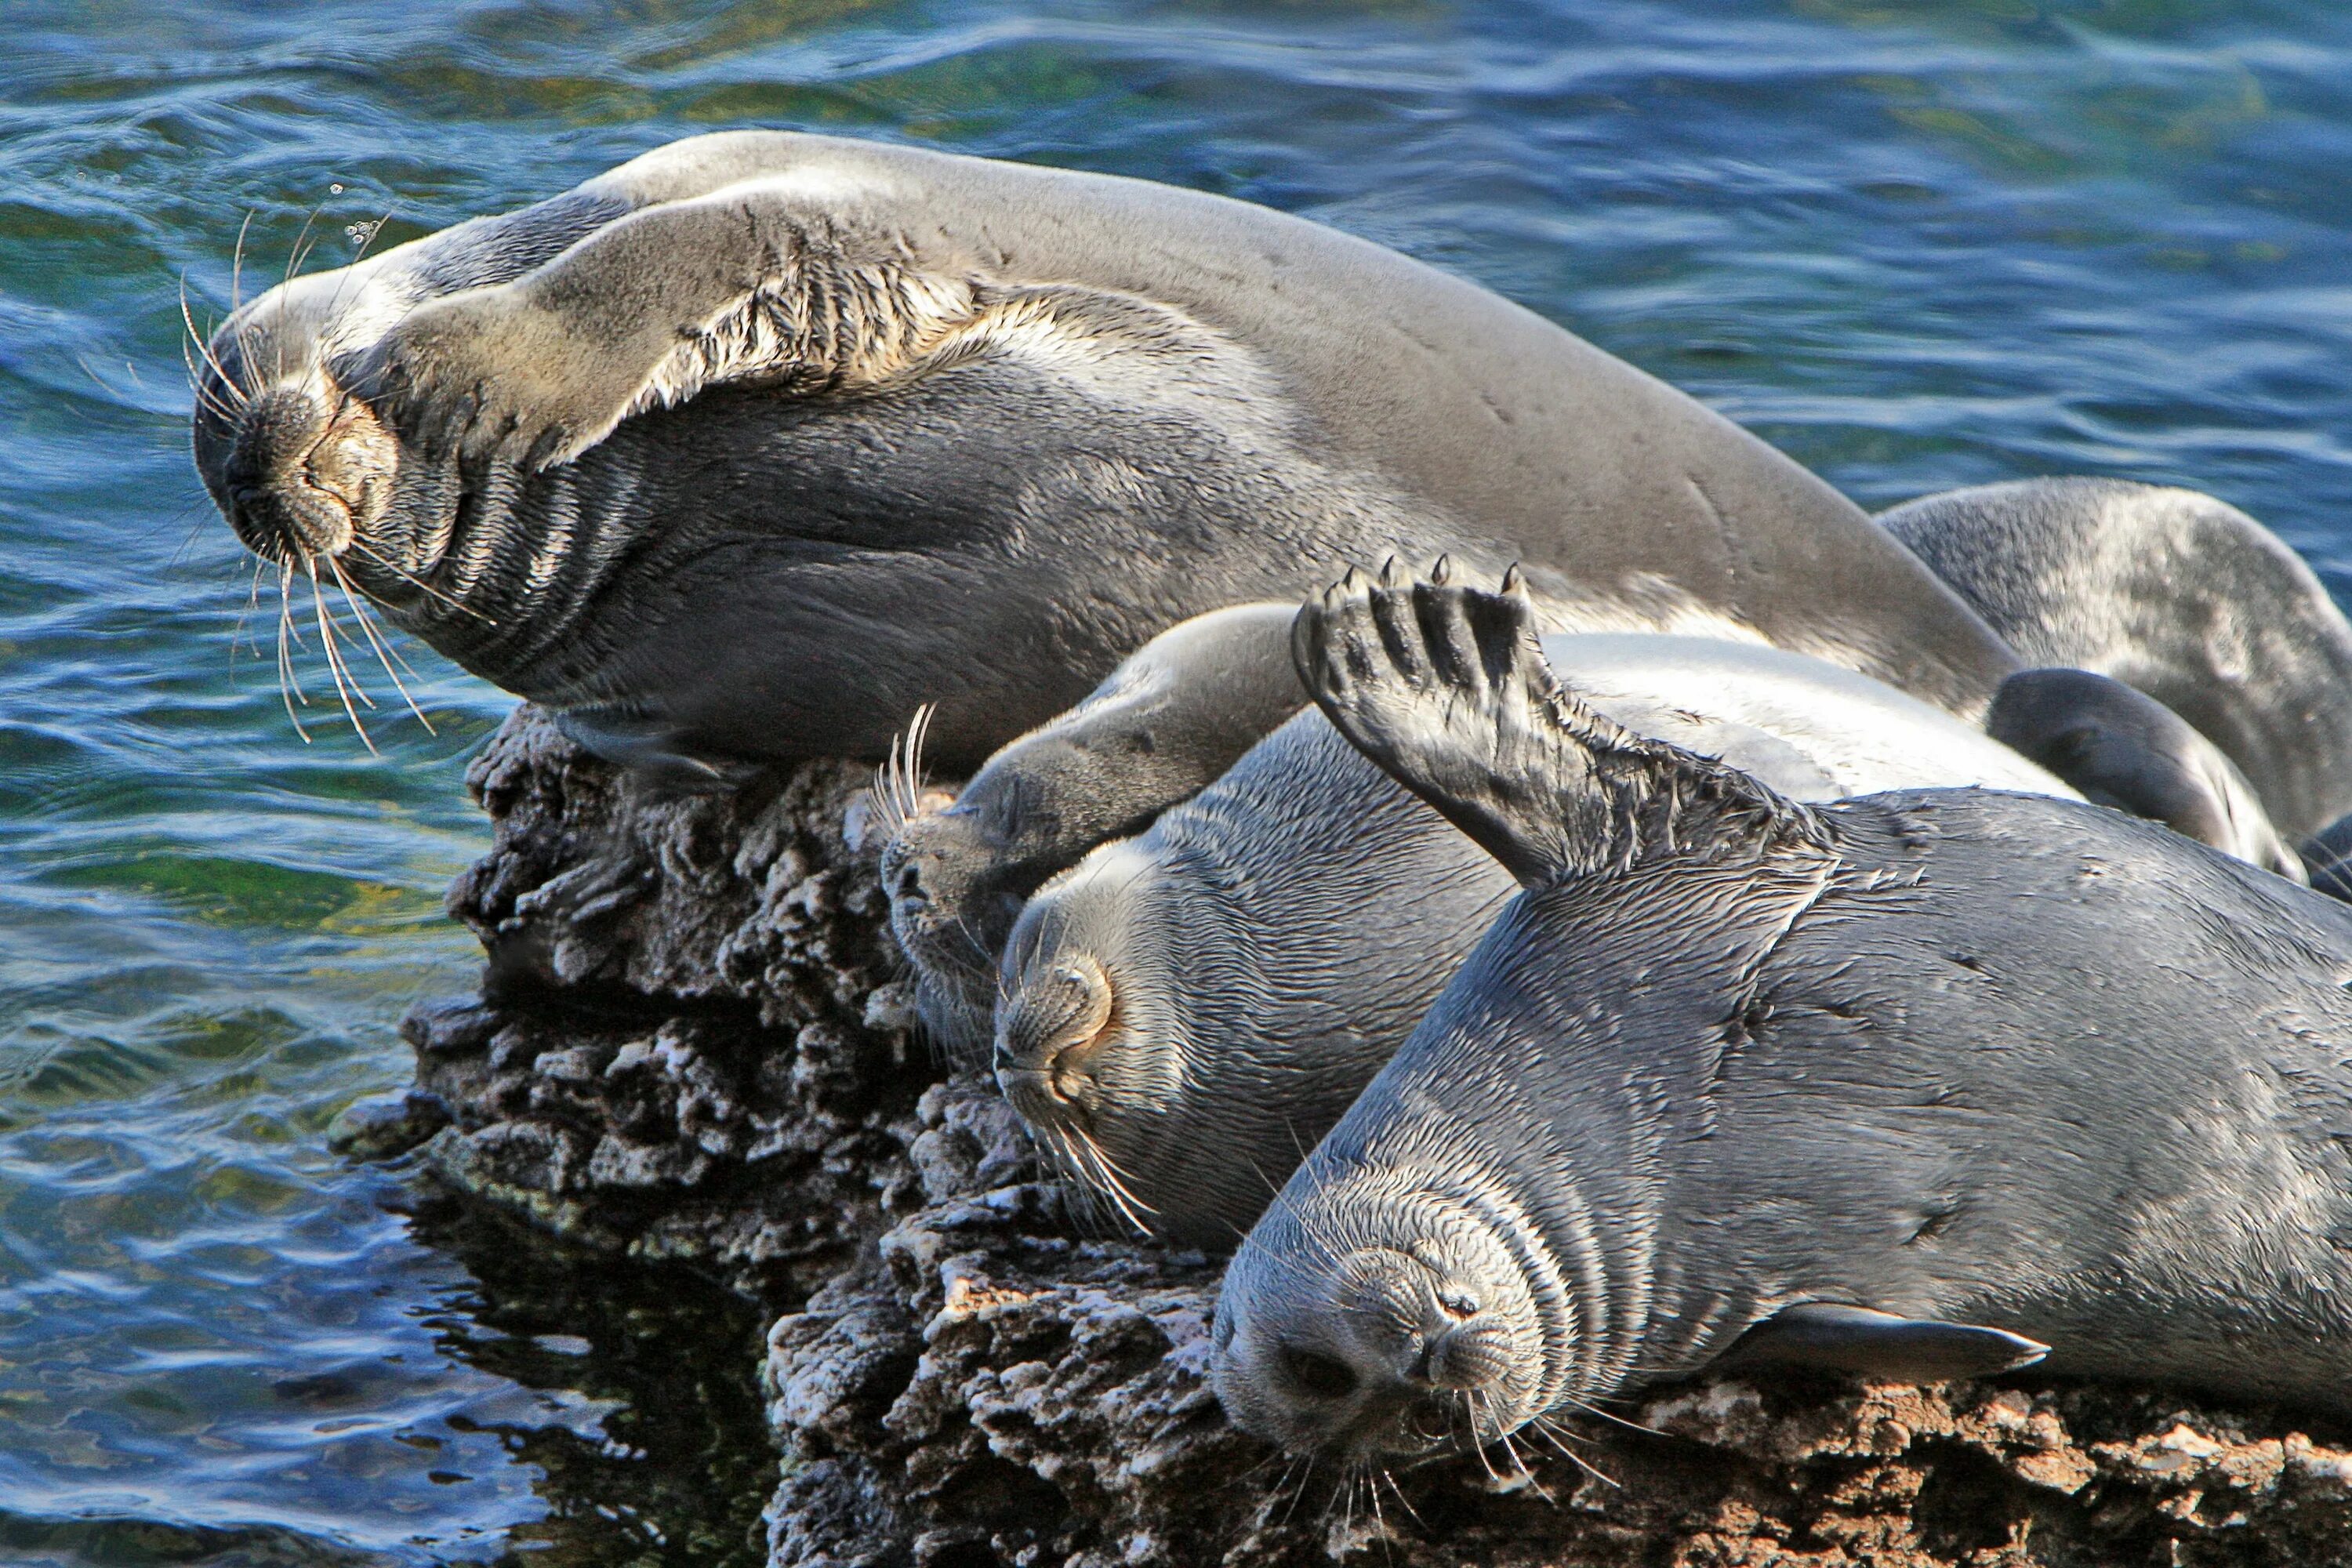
{"left": 1214, "top": 1221, "right": 1539, "bottom": 1458}
{"left": 206, "top": 372, "right": 396, "bottom": 563}
{"left": 995, "top": 954, "right": 1116, "bottom": 1112}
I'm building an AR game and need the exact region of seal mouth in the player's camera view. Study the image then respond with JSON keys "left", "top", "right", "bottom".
{"left": 204, "top": 375, "right": 397, "bottom": 566}
{"left": 994, "top": 955, "right": 1116, "bottom": 1107}
{"left": 1213, "top": 1194, "right": 1549, "bottom": 1460}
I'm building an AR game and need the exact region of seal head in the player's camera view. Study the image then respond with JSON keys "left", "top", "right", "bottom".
{"left": 1212, "top": 1167, "right": 1547, "bottom": 1460}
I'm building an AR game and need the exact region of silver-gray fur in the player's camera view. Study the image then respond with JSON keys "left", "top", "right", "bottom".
{"left": 1211, "top": 568, "right": 2352, "bottom": 1461}
{"left": 1881, "top": 477, "right": 2352, "bottom": 844}
{"left": 998, "top": 629, "right": 2075, "bottom": 1247}
{"left": 193, "top": 131, "right": 2022, "bottom": 775}
{"left": 889, "top": 481, "right": 2340, "bottom": 1062}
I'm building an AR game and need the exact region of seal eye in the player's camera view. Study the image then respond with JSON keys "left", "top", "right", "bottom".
{"left": 1277, "top": 1345, "right": 1359, "bottom": 1400}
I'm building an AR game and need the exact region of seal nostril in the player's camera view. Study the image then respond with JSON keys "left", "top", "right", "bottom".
{"left": 1438, "top": 1288, "right": 1479, "bottom": 1321}
{"left": 1278, "top": 1344, "right": 1359, "bottom": 1401}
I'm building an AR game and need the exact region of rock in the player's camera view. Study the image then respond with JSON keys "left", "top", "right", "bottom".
{"left": 407, "top": 705, "right": 2352, "bottom": 1567}
{"left": 325, "top": 1087, "right": 450, "bottom": 1160}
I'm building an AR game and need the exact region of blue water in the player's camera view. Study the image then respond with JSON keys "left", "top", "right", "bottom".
{"left": 2, "top": 0, "right": 2348, "bottom": 1562}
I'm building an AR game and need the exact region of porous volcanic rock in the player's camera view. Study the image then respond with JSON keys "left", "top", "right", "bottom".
{"left": 405, "top": 706, "right": 2352, "bottom": 1568}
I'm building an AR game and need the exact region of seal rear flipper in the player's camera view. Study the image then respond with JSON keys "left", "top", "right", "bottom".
{"left": 1719, "top": 1303, "right": 2049, "bottom": 1382}
{"left": 1293, "top": 561, "right": 1833, "bottom": 887}
{"left": 1989, "top": 668, "right": 2307, "bottom": 883}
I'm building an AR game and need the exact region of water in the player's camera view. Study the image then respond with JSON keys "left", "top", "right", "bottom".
{"left": 2, "top": 0, "right": 2348, "bottom": 1561}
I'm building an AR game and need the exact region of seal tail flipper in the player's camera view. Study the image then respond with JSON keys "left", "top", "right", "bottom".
{"left": 1988, "top": 668, "right": 2307, "bottom": 884}
{"left": 1719, "top": 1302, "right": 2049, "bottom": 1382}
{"left": 1291, "top": 561, "right": 1831, "bottom": 887}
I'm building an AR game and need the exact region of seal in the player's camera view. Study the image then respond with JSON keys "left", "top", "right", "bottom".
{"left": 887, "top": 478, "right": 2329, "bottom": 1060}
{"left": 993, "top": 612, "right": 2077, "bottom": 1245}
{"left": 1881, "top": 477, "right": 2352, "bottom": 847}
{"left": 192, "top": 129, "right": 2022, "bottom": 776}
{"left": 1210, "top": 567, "right": 2352, "bottom": 1460}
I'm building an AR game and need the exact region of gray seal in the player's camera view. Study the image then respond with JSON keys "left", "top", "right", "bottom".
{"left": 886, "top": 481, "right": 2321, "bottom": 1059}
{"left": 997, "top": 620, "right": 2075, "bottom": 1245}
{"left": 192, "top": 129, "right": 2020, "bottom": 777}
{"left": 1881, "top": 477, "right": 2352, "bottom": 848}
{"left": 1210, "top": 568, "right": 2352, "bottom": 1461}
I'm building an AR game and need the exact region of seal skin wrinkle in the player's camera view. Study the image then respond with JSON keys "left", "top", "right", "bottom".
{"left": 191, "top": 130, "right": 2027, "bottom": 777}
{"left": 1210, "top": 568, "right": 2352, "bottom": 1462}
{"left": 989, "top": 619, "right": 2078, "bottom": 1247}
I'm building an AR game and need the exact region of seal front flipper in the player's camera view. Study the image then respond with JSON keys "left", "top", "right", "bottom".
{"left": 885, "top": 601, "right": 1306, "bottom": 1058}
{"left": 1718, "top": 1304, "right": 2049, "bottom": 1382}
{"left": 367, "top": 179, "right": 980, "bottom": 473}
{"left": 1990, "top": 667, "right": 2307, "bottom": 884}
{"left": 1294, "top": 561, "right": 1829, "bottom": 887}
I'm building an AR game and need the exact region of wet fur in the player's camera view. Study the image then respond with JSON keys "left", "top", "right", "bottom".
{"left": 1212, "top": 572, "right": 2352, "bottom": 1461}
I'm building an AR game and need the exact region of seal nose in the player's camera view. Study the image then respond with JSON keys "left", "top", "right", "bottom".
{"left": 212, "top": 374, "right": 395, "bottom": 561}
{"left": 1337, "top": 1251, "right": 1509, "bottom": 1396}
{"left": 995, "top": 955, "right": 1115, "bottom": 1105}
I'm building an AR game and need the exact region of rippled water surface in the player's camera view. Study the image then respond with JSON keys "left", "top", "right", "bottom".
{"left": 3, "top": 0, "right": 2350, "bottom": 1561}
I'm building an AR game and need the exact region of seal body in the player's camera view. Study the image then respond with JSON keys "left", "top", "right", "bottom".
{"left": 1882, "top": 477, "right": 2352, "bottom": 844}
{"left": 996, "top": 632, "right": 2075, "bottom": 1247}
{"left": 194, "top": 131, "right": 2019, "bottom": 773}
{"left": 1210, "top": 568, "right": 2352, "bottom": 1460}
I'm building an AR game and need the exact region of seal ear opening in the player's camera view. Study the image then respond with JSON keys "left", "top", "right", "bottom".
{"left": 1716, "top": 1302, "right": 2049, "bottom": 1382}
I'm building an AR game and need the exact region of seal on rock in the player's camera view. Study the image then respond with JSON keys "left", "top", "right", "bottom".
{"left": 995, "top": 618, "right": 2077, "bottom": 1245}
{"left": 1882, "top": 477, "right": 2352, "bottom": 847}
{"left": 888, "top": 478, "right": 2333, "bottom": 1060}
{"left": 193, "top": 129, "right": 2022, "bottom": 776}
{"left": 1210, "top": 567, "right": 2352, "bottom": 1460}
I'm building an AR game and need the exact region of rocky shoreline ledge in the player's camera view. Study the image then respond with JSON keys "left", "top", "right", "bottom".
{"left": 347, "top": 706, "right": 2352, "bottom": 1568}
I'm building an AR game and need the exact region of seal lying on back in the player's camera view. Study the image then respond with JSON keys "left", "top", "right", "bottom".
{"left": 887, "top": 477, "right": 2322, "bottom": 1056}
{"left": 191, "top": 130, "right": 2021, "bottom": 775}
{"left": 1210, "top": 568, "right": 2352, "bottom": 1461}
{"left": 994, "top": 615, "right": 2075, "bottom": 1243}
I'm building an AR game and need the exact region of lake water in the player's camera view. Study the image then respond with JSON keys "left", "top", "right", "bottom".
{"left": 3, "top": 0, "right": 2348, "bottom": 1563}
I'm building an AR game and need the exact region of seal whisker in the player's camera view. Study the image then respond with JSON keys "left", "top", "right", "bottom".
{"left": 1555, "top": 1392, "right": 1666, "bottom": 1439}
{"left": 179, "top": 277, "right": 247, "bottom": 408}
{"left": 1272, "top": 1455, "right": 1313, "bottom": 1530}
{"left": 308, "top": 554, "right": 382, "bottom": 753}
{"left": 1457, "top": 1392, "right": 1503, "bottom": 1486}
{"left": 275, "top": 561, "right": 313, "bottom": 741}
{"left": 330, "top": 554, "right": 436, "bottom": 733}
{"left": 343, "top": 538, "right": 494, "bottom": 625}
{"left": 226, "top": 209, "right": 267, "bottom": 390}
{"left": 1529, "top": 1416, "right": 1618, "bottom": 1490}
{"left": 1378, "top": 1467, "right": 1425, "bottom": 1530}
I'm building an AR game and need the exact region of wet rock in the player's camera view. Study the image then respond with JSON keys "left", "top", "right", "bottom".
{"left": 409, "top": 705, "right": 2352, "bottom": 1567}
{"left": 325, "top": 1087, "right": 450, "bottom": 1160}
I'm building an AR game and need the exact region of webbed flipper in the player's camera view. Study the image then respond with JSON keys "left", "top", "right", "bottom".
{"left": 1292, "top": 561, "right": 1830, "bottom": 887}
{"left": 1990, "top": 667, "right": 2306, "bottom": 883}
{"left": 363, "top": 177, "right": 981, "bottom": 474}
{"left": 1719, "top": 1302, "right": 2049, "bottom": 1382}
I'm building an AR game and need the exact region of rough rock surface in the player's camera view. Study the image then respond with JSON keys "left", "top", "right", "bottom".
{"left": 406, "top": 706, "right": 2352, "bottom": 1568}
